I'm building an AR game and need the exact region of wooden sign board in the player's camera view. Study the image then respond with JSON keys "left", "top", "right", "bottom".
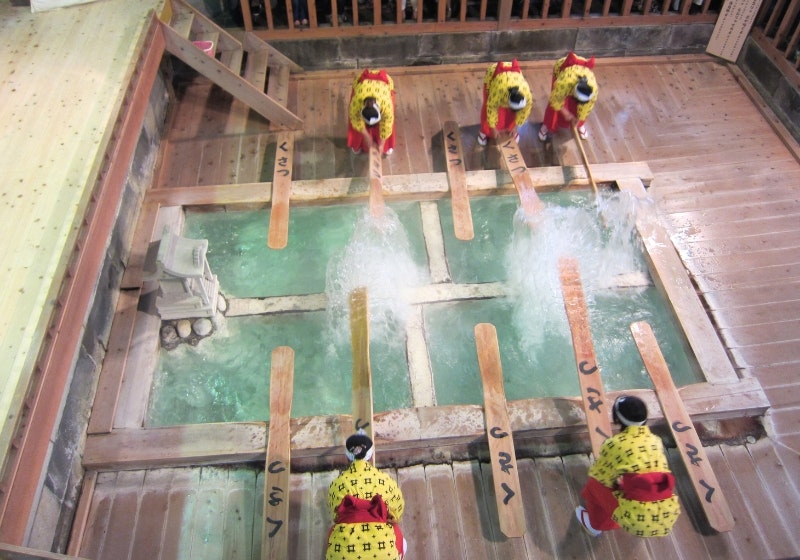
{"left": 706, "top": 0, "right": 763, "bottom": 62}
{"left": 630, "top": 321, "right": 735, "bottom": 533}
{"left": 267, "top": 132, "right": 294, "bottom": 249}
{"left": 368, "top": 145, "right": 385, "bottom": 218}
{"left": 442, "top": 121, "right": 474, "bottom": 240}
{"left": 497, "top": 137, "right": 544, "bottom": 216}
{"left": 262, "top": 346, "right": 295, "bottom": 560}
{"left": 558, "top": 257, "right": 612, "bottom": 458}
{"left": 350, "top": 287, "right": 374, "bottom": 444}
{"left": 475, "top": 323, "right": 526, "bottom": 538}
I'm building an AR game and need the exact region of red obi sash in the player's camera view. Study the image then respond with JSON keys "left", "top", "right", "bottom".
{"left": 358, "top": 69, "right": 390, "bottom": 85}
{"left": 619, "top": 472, "right": 675, "bottom": 502}
{"left": 335, "top": 494, "right": 389, "bottom": 524}
{"left": 492, "top": 58, "right": 522, "bottom": 78}
{"left": 558, "top": 51, "right": 596, "bottom": 73}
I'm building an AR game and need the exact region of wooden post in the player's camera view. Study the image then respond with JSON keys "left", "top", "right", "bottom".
{"left": 442, "top": 121, "right": 474, "bottom": 240}
{"left": 475, "top": 323, "right": 526, "bottom": 538}
{"left": 630, "top": 321, "right": 735, "bottom": 533}
{"left": 572, "top": 124, "right": 598, "bottom": 197}
{"left": 497, "top": 136, "right": 544, "bottom": 216}
{"left": 558, "top": 257, "right": 613, "bottom": 458}
{"left": 350, "top": 287, "right": 374, "bottom": 445}
{"left": 268, "top": 132, "right": 294, "bottom": 249}
{"left": 261, "top": 346, "right": 295, "bottom": 560}
{"left": 0, "top": 543, "right": 91, "bottom": 560}
{"left": 368, "top": 144, "right": 385, "bottom": 218}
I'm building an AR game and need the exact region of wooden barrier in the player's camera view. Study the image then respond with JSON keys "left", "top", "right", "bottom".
{"left": 261, "top": 346, "right": 295, "bottom": 559}
{"left": 267, "top": 132, "right": 294, "bottom": 249}
{"left": 630, "top": 321, "right": 735, "bottom": 533}
{"left": 497, "top": 137, "right": 544, "bottom": 216}
{"left": 0, "top": 543, "right": 89, "bottom": 560}
{"left": 475, "top": 323, "right": 526, "bottom": 538}
{"left": 558, "top": 257, "right": 612, "bottom": 458}
{"left": 442, "top": 121, "right": 474, "bottom": 240}
{"left": 350, "top": 288, "right": 374, "bottom": 444}
{"left": 368, "top": 145, "right": 385, "bottom": 218}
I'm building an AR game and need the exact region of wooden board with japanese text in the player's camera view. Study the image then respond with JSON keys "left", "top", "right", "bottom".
{"left": 262, "top": 345, "right": 295, "bottom": 560}
{"left": 559, "top": 257, "right": 612, "bottom": 458}
{"left": 475, "top": 323, "right": 526, "bottom": 538}
{"left": 442, "top": 121, "right": 474, "bottom": 240}
{"left": 630, "top": 321, "right": 735, "bottom": 533}
{"left": 267, "top": 132, "right": 294, "bottom": 249}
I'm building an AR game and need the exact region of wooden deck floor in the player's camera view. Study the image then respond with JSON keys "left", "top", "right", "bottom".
{"left": 75, "top": 56, "right": 800, "bottom": 559}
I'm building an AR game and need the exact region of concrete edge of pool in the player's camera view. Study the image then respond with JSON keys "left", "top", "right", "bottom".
{"left": 84, "top": 161, "right": 772, "bottom": 473}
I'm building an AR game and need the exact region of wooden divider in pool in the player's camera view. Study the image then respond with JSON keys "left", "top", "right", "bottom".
{"left": 442, "top": 121, "right": 474, "bottom": 240}
{"left": 262, "top": 345, "right": 295, "bottom": 560}
{"left": 558, "top": 257, "right": 613, "bottom": 458}
{"left": 350, "top": 287, "right": 374, "bottom": 448}
{"left": 630, "top": 321, "right": 735, "bottom": 533}
{"left": 267, "top": 131, "right": 294, "bottom": 249}
{"left": 368, "top": 145, "right": 385, "bottom": 218}
{"left": 475, "top": 323, "right": 526, "bottom": 538}
{"left": 498, "top": 137, "right": 545, "bottom": 216}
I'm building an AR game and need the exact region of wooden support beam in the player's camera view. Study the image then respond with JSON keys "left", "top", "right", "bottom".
{"left": 368, "top": 145, "right": 385, "bottom": 218}
{"left": 559, "top": 257, "right": 613, "bottom": 458}
{"left": 630, "top": 321, "right": 735, "bottom": 533}
{"left": 497, "top": 137, "right": 545, "bottom": 216}
{"left": 268, "top": 132, "right": 294, "bottom": 249}
{"left": 475, "top": 323, "right": 526, "bottom": 538}
{"left": 442, "top": 121, "right": 474, "bottom": 240}
{"left": 350, "top": 288, "right": 374, "bottom": 444}
{"left": 617, "top": 177, "right": 739, "bottom": 385}
{"left": 262, "top": 346, "right": 295, "bottom": 560}
{"left": 0, "top": 543, "right": 89, "bottom": 560}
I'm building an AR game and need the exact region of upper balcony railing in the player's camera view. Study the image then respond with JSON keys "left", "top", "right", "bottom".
{"left": 753, "top": 0, "right": 800, "bottom": 80}
{"left": 237, "top": 0, "right": 723, "bottom": 40}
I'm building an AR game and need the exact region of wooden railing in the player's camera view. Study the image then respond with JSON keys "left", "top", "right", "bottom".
{"left": 238, "top": 0, "right": 722, "bottom": 39}
{"left": 753, "top": 0, "right": 800, "bottom": 83}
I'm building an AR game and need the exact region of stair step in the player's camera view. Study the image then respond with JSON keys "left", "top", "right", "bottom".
{"left": 246, "top": 48, "right": 270, "bottom": 92}
{"left": 220, "top": 48, "right": 244, "bottom": 76}
{"left": 172, "top": 10, "right": 194, "bottom": 39}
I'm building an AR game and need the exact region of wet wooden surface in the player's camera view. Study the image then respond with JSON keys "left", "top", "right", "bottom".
{"left": 75, "top": 55, "right": 800, "bottom": 558}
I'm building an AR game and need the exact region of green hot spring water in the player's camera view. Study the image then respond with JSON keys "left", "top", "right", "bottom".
{"left": 147, "top": 192, "right": 699, "bottom": 426}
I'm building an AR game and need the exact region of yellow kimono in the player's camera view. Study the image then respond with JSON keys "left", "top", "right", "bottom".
{"left": 326, "top": 459, "right": 405, "bottom": 559}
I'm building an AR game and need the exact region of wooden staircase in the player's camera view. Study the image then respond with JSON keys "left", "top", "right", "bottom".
{"left": 159, "top": 0, "right": 303, "bottom": 131}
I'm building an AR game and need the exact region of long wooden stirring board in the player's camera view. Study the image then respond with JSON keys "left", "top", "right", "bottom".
{"left": 630, "top": 321, "right": 735, "bottom": 533}
{"left": 262, "top": 345, "right": 295, "bottom": 560}
{"left": 368, "top": 144, "right": 385, "bottom": 218}
{"left": 498, "top": 136, "right": 544, "bottom": 216}
{"left": 475, "top": 323, "right": 526, "bottom": 538}
{"left": 267, "top": 132, "right": 294, "bottom": 249}
{"left": 572, "top": 124, "right": 598, "bottom": 196}
{"left": 350, "top": 287, "right": 374, "bottom": 445}
{"left": 558, "top": 257, "right": 612, "bottom": 458}
{"left": 442, "top": 121, "right": 474, "bottom": 240}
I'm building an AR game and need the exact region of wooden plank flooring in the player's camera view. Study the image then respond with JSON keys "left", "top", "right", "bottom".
{"left": 75, "top": 55, "right": 800, "bottom": 558}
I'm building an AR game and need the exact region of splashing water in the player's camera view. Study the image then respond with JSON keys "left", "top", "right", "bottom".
{"left": 506, "top": 190, "right": 646, "bottom": 358}
{"left": 325, "top": 206, "right": 426, "bottom": 355}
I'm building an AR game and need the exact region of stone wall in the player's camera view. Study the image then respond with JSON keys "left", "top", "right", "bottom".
{"left": 269, "top": 23, "right": 715, "bottom": 70}
{"left": 27, "top": 66, "right": 171, "bottom": 553}
{"left": 738, "top": 37, "right": 800, "bottom": 144}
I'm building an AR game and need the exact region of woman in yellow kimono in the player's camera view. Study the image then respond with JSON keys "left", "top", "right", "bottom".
{"left": 347, "top": 69, "right": 396, "bottom": 155}
{"left": 576, "top": 395, "right": 681, "bottom": 538}
{"left": 538, "top": 51, "right": 598, "bottom": 141}
{"left": 477, "top": 59, "right": 533, "bottom": 146}
{"left": 326, "top": 432, "right": 407, "bottom": 559}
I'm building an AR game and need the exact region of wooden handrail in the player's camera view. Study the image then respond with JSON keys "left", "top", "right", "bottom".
{"left": 239, "top": 0, "right": 720, "bottom": 40}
